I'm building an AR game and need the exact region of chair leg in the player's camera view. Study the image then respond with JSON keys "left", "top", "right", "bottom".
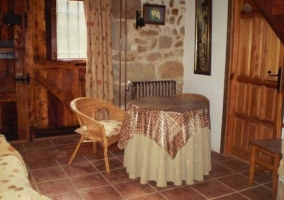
{"left": 103, "top": 145, "right": 110, "bottom": 174}
{"left": 92, "top": 142, "right": 97, "bottom": 154}
{"left": 272, "top": 156, "right": 280, "bottom": 199}
{"left": 68, "top": 136, "right": 84, "bottom": 164}
{"left": 249, "top": 146, "right": 256, "bottom": 186}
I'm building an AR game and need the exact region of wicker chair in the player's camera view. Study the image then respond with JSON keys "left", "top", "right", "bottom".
{"left": 68, "top": 97, "right": 125, "bottom": 173}
{"left": 173, "top": 93, "right": 210, "bottom": 106}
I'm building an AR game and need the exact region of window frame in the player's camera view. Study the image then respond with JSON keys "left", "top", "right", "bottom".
{"left": 45, "top": 0, "right": 86, "bottom": 61}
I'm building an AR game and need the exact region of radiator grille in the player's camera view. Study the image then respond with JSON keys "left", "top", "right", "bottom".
{"left": 130, "top": 80, "right": 176, "bottom": 100}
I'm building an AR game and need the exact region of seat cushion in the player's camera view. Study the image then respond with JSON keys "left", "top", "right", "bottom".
{"left": 75, "top": 120, "right": 122, "bottom": 137}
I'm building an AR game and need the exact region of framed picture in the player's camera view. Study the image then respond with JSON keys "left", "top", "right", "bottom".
{"left": 194, "top": 0, "right": 212, "bottom": 75}
{"left": 143, "top": 4, "right": 166, "bottom": 25}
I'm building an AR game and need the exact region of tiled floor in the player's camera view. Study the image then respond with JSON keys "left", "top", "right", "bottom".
{"left": 11, "top": 134, "right": 275, "bottom": 200}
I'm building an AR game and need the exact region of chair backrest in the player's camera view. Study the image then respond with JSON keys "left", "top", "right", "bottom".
{"left": 173, "top": 93, "right": 210, "bottom": 106}
{"left": 70, "top": 97, "right": 125, "bottom": 141}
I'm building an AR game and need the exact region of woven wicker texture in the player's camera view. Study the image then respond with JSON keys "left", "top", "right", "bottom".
{"left": 68, "top": 97, "right": 125, "bottom": 173}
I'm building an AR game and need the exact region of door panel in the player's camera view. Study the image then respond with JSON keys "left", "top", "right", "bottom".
{"left": 0, "top": 58, "right": 17, "bottom": 140}
{"left": 226, "top": 0, "right": 283, "bottom": 161}
{"left": 0, "top": 0, "right": 28, "bottom": 141}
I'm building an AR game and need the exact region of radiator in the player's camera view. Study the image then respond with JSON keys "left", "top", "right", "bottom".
{"left": 129, "top": 80, "right": 176, "bottom": 100}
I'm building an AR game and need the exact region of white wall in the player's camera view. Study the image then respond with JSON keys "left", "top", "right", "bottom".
{"left": 183, "top": 0, "right": 228, "bottom": 153}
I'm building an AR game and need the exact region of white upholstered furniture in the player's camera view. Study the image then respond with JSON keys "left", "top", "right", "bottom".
{"left": 0, "top": 135, "right": 51, "bottom": 200}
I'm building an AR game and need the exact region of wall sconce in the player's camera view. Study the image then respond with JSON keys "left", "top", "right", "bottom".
{"left": 136, "top": 10, "right": 145, "bottom": 29}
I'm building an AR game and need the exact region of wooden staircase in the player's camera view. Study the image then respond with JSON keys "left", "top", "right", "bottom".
{"left": 252, "top": 0, "right": 284, "bottom": 44}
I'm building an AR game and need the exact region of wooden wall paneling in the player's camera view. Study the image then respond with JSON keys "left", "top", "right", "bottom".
{"left": 33, "top": 1, "right": 48, "bottom": 130}
{"left": 33, "top": 0, "right": 49, "bottom": 131}
{"left": 47, "top": 68, "right": 64, "bottom": 128}
{"left": 0, "top": 60, "right": 15, "bottom": 95}
{"left": 1, "top": 102, "right": 17, "bottom": 140}
{"left": 225, "top": 0, "right": 243, "bottom": 155}
{"left": 238, "top": 19, "right": 253, "bottom": 76}
{"left": 34, "top": 70, "right": 49, "bottom": 128}
{"left": 236, "top": 83, "right": 247, "bottom": 114}
{"left": 250, "top": 85, "right": 261, "bottom": 118}
{"left": 250, "top": 18, "right": 264, "bottom": 78}
{"left": 25, "top": 0, "right": 36, "bottom": 129}
{"left": 0, "top": 0, "right": 85, "bottom": 139}
{"left": 247, "top": 121, "right": 258, "bottom": 143}
{"left": 264, "top": 88, "right": 278, "bottom": 123}
{"left": 0, "top": 0, "right": 8, "bottom": 40}
{"left": 7, "top": 0, "right": 14, "bottom": 40}
{"left": 264, "top": 23, "right": 281, "bottom": 78}
{"left": 33, "top": 0, "right": 46, "bottom": 60}
{"left": 252, "top": 0, "right": 284, "bottom": 43}
{"left": 14, "top": 0, "right": 29, "bottom": 140}
{"left": 78, "top": 68, "right": 86, "bottom": 97}
{"left": 62, "top": 69, "right": 80, "bottom": 126}
{"left": 48, "top": 92, "right": 64, "bottom": 128}
{"left": 0, "top": 56, "right": 17, "bottom": 140}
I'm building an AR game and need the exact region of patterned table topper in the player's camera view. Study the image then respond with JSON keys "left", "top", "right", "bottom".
{"left": 118, "top": 97, "right": 210, "bottom": 158}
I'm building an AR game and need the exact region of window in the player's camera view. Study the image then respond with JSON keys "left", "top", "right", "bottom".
{"left": 46, "top": 0, "right": 87, "bottom": 60}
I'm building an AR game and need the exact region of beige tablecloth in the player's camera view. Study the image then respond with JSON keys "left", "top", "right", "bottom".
{"left": 123, "top": 127, "right": 211, "bottom": 187}
{"left": 118, "top": 96, "right": 211, "bottom": 187}
{"left": 118, "top": 97, "right": 210, "bottom": 158}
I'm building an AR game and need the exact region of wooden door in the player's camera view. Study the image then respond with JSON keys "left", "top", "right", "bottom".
{"left": 225, "top": 0, "right": 284, "bottom": 161}
{"left": 0, "top": 0, "right": 29, "bottom": 141}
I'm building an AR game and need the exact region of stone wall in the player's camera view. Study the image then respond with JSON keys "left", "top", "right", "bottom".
{"left": 112, "top": 0, "right": 186, "bottom": 106}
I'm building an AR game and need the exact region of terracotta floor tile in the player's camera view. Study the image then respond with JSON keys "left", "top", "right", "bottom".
{"left": 253, "top": 171, "right": 274, "bottom": 184}
{"left": 68, "top": 143, "right": 94, "bottom": 155}
{"left": 127, "top": 193, "right": 167, "bottom": 200}
{"left": 263, "top": 181, "right": 273, "bottom": 190}
{"left": 57, "top": 154, "right": 87, "bottom": 165}
{"left": 211, "top": 151, "right": 235, "bottom": 162}
{"left": 26, "top": 158, "right": 59, "bottom": 170}
{"left": 10, "top": 142, "right": 25, "bottom": 151}
{"left": 23, "top": 140, "right": 54, "bottom": 150}
{"left": 190, "top": 180, "right": 234, "bottom": 199}
{"left": 240, "top": 185, "right": 274, "bottom": 200}
{"left": 62, "top": 161, "right": 98, "bottom": 176}
{"left": 90, "top": 157, "right": 124, "bottom": 172}
{"left": 194, "top": 174, "right": 212, "bottom": 183}
{"left": 102, "top": 168, "right": 134, "bottom": 184}
{"left": 147, "top": 180, "right": 181, "bottom": 191}
{"left": 37, "top": 178, "right": 75, "bottom": 197}
{"left": 220, "top": 158, "right": 250, "bottom": 172}
{"left": 108, "top": 144, "right": 125, "bottom": 157}
{"left": 80, "top": 185, "right": 123, "bottom": 200}
{"left": 241, "top": 170, "right": 273, "bottom": 185}
{"left": 217, "top": 174, "right": 256, "bottom": 191}
{"left": 83, "top": 150, "right": 114, "bottom": 161}
{"left": 31, "top": 167, "right": 66, "bottom": 182}
{"left": 70, "top": 173, "right": 108, "bottom": 189}
{"left": 209, "top": 163, "right": 236, "bottom": 178}
{"left": 20, "top": 145, "right": 72, "bottom": 162}
{"left": 161, "top": 186, "right": 206, "bottom": 200}
{"left": 114, "top": 179, "right": 156, "bottom": 198}
{"left": 51, "top": 192, "right": 84, "bottom": 200}
{"left": 50, "top": 135, "right": 80, "bottom": 145}
{"left": 117, "top": 156, "right": 124, "bottom": 162}
{"left": 15, "top": 136, "right": 274, "bottom": 200}
{"left": 213, "top": 193, "right": 249, "bottom": 200}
